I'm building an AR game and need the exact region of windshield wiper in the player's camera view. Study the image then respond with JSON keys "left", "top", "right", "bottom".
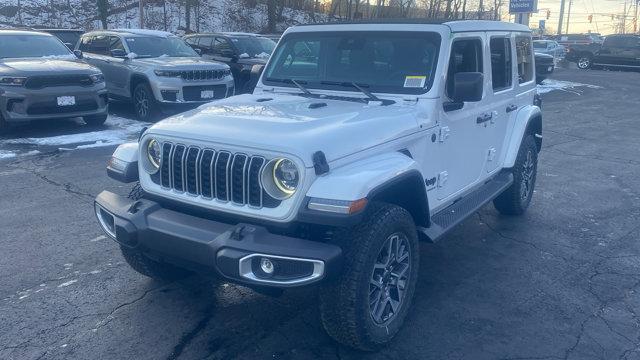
{"left": 320, "top": 81, "right": 382, "bottom": 102}
{"left": 265, "top": 77, "right": 312, "bottom": 95}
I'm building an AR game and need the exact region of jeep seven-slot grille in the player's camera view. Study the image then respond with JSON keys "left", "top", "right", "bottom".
{"left": 180, "top": 69, "right": 229, "bottom": 81}
{"left": 157, "top": 142, "right": 278, "bottom": 208}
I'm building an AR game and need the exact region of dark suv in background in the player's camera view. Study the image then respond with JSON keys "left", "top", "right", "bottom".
{"left": 566, "top": 34, "right": 640, "bottom": 70}
{"left": 40, "top": 29, "right": 85, "bottom": 49}
{"left": 184, "top": 32, "right": 276, "bottom": 93}
{"left": 0, "top": 30, "right": 108, "bottom": 133}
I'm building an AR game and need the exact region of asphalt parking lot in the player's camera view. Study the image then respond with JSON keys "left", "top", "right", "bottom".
{"left": 1, "top": 66, "right": 640, "bottom": 360}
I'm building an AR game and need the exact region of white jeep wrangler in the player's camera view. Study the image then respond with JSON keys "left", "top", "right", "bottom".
{"left": 95, "top": 20, "right": 542, "bottom": 350}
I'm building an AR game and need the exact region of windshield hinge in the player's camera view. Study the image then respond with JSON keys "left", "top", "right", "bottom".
{"left": 403, "top": 97, "right": 419, "bottom": 104}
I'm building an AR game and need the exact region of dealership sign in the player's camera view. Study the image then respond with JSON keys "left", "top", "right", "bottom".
{"left": 509, "top": 0, "right": 538, "bottom": 13}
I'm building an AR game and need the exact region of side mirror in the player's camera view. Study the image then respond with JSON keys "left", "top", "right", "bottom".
{"left": 110, "top": 49, "right": 127, "bottom": 58}
{"left": 444, "top": 72, "right": 484, "bottom": 112}
{"left": 73, "top": 50, "right": 83, "bottom": 59}
{"left": 453, "top": 72, "right": 483, "bottom": 103}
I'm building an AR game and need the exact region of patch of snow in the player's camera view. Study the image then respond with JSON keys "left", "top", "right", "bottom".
{"left": 89, "top": 270, "right": 102, "bottom": 275}
{"left": 239, "top": 53, "right": 250, "bottom": 59}
{"left": 41, "top": 54, "right": 76, "bottom": 60}
{"left": 537, "top": 79, "right": 602, "bottom": 94}
{"left": 255, "top": 52, "right": 270, "bottom": 59}
{"left": 90, "top": 235, "right": 107, "bottom": 242}
{"left": 0, "top": 150, "right": 17, "bottom": 159}
{"left": 57, "top": 279, "right": 78, "bottom": 288}
{"left": 113, "top": 29, "right": 173, "bottom": 38}
{"left": 126, "top": 52, "right": 138, "bottom": 59}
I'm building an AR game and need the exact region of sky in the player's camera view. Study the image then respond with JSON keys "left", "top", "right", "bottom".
{"left": 509, "top": 0, "right": 639, "bottom": 35}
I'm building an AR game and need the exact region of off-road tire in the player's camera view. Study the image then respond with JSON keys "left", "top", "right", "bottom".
{"left": 84, "top": 113, "right": 108, "bottom": 127}
{"left": 319, "top": 203, "right": 420, "bottom": 351}
{"left": 493, "top": 135, "right": 538, "bottom": 215}
{"left": 119, "top": 183, "right": 190, "bottom": 281}
{"left": 133, "top": 82, "right": 159, "bottom": 121}
{"left": 576, "top": 54, "right": 592, "bottom": 70}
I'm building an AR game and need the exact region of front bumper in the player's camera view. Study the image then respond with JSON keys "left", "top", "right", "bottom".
{"left": 94, "top": 191, "right": 342, "bottom": 287}
{"left": 0, "top": 84, "right": 108, "bottom": 123}
{"left": 149, "top": 76, "right": 235, "bottom": 104}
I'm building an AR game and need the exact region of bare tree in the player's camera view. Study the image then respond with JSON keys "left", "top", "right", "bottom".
{"left": 97, "top": 0, "right": 109, "bottom": 29}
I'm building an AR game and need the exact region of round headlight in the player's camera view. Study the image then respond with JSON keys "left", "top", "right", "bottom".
{"left": 146, "top": 139, "right": 161, "bottom": 173}
{"left": 262, "top": 158, "right": 299, "bottom": 200}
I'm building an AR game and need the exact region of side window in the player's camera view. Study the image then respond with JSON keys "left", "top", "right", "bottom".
{"left": 90, "top": 35, "right": 110, "bottom": 55}
{"left": 446, "top": 38, "right": 483, "bottom": 99}
{"left": 109, "top": 36, "right": 125, "bottom": 53}
{"left": 213, "top": 38, "right": 233, "bottom": 56}
{"left": 79, "top": 36, "right": 92, "bottom": 52}
{"left": 184, "top": 37, "right": 198, "bottom": 46}
{"left": 515, "top": 36, "right": 533, "bottom": 84}
{"left": 199, "top": 36, "right": 214, "bottom": 50}
{"left": 490, "top": 37, "right": 512, "bottom": 91}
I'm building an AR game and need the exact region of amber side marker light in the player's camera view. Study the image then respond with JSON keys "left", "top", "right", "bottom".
{"left": 308, "top": 198, "right": 368, "bottom": 214}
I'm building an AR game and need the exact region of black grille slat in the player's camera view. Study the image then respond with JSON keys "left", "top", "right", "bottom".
{"left": 215, "top": 152, "right": 231, "bottom": 201}
{"left": 200, "top": 150, "right": 215, "bottom": 198}
{"left": 172, "top": 145, "right": 186, "bottom": 192}
{"left": 231, "top": 154, "right": 248, "bottom": 204}
{"left": 160, "top": 143, "right": 173, "bottom": 187}
{"left": 25, "top": 74, "right": 93, "bottom": 89}
{"left": 156, "top": 142, "right": 279, "bottom": 208}
{"left": 186, "top": 147, "right": 200, "bottom": 195}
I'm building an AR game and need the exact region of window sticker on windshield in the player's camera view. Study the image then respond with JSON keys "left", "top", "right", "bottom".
{"left": 404, "top": 76, "right": 427, "bottom": 88}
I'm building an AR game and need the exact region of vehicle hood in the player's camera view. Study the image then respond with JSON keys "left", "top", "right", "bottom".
{"left": 237, "top": 57, "right": 268, "bottom": 66}
{"left": 133, "top": 57, "right": 229, "bottom": 70}
{"left": 147, "top": 93, "right": 423, "bottom": 167}
{"left": 0, "top": 57, "right": 99, "bottom": 75}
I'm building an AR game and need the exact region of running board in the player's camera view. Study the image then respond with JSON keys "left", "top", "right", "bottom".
{"left": 419, "top": 172, "right": 513, "bottom": 242}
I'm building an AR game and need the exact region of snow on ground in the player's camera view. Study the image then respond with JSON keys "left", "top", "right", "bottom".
{"left": 0, "top": 115, "right": 148, "bottom": 161}
{"left": 537, "top": 79, "right": 602, "bottom": 94}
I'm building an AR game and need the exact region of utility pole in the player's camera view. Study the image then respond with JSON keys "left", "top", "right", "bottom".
{"left": 565, "top": 0, "right": 572, "bottom": 34}
{"left": 139, "top": 0, "right": 145, "bottom": 28}
{"left": 635, "top": 0, "right": 639, "bottom": 33}
{"left": 557, "top": 0, "right": 566, "bottom": 35}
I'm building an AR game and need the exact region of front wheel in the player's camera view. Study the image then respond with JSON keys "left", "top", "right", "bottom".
{"left": 493, "top": 135, "right": 539, "bottom": 215}
{"left": 133, "top": 82, "right": 159, "bottom": 121}
{"left": 576, "top": 55, "right": 592, "bottom": 70}
{"left": 319, "top": 203, "right": 419, "bottom": 351}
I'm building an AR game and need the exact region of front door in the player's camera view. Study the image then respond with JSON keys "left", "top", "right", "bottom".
{"left": 435, "top": 34, "right": 494, "bottom": 201}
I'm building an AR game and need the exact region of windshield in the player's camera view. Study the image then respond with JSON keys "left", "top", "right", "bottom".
{"left": 533, "top": 41, "right": 547, "bottom": 49}
{"left": 0, "top": 35, "right": 72, "bottom": 58}
{"left": 263, "top": 31, "right": 441, "bottom": 95}
{"left": 125, "top": 36, "right": 198, "bottom": 58}
{"left": 232, "top": 37, "right": 276, "bottom": 58}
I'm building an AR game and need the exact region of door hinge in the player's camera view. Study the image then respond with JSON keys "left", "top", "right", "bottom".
{"left": 438, "top": 126, "right": 450, "bottom": 143}
{"left": 487, "top": 147, "right": 497, "bottom": 161}
{"left": 437, "top": 171, "right": 449, "bottom": 188}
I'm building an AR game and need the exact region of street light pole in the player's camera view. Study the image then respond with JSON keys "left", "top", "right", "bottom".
{"left": 558, "top": 0, "right": 566, "bottom": 35}
{"left": 565, "top": 0, "right": 573, "bottom": 34}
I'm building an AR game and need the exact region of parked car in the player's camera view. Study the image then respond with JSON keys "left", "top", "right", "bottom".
{"left": 533, "top": 40, "right": 565, "bottom": 62}
{"left": 40, "top": 29, "right": 84, "bottom": 49}
{"left": 0, "top": 30, "right": 108, "bottom": 133}
{"left": 184, "top": 32, "right": 276, "bottom": 93}
{"left": 95, "top": 20, "right": 542, "bottom": 351}
{"left": 77, "top": 29, "right": 234, "bottom": 121}
{"left": 260, "top": 33, "right": 282, "bottom": 42}
{"left": 534, "top": 52, "right": 555, "bottom": 83}
{"left": 555, "top": 33, "right": 601, "bottom": 46}
{"left": 566, "top": 34, "right": 640, "bottom": 70}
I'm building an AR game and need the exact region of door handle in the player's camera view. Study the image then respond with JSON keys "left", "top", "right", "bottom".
{"left": 476, "top": 113, "right": 493, "bottom": 124}
{"left": 506, "top": 104, "right": 518, "bottom": 113}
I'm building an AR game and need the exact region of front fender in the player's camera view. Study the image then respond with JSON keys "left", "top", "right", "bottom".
{"left": 107, "top": 142, "right": 139, "bottom": 183}
{"left": 305, "top": 152, "right": 421, "bottom": 201}
{"left": 503, "top": 105, "right": 542, "bottom": 168}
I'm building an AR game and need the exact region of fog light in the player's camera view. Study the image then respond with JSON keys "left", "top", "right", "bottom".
{"left": 260, "top": 258, "right": 274, "bottom": 274}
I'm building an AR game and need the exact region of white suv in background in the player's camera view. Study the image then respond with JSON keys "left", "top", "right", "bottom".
{"left": 77, "top": 29, "right": 234, "bottom": 121}
{"left": 95, "top": 20, "right": 542, "bottom": 350}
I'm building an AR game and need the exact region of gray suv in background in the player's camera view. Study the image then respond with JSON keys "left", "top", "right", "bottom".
{"left": 77, "top": 29, "right": 234, "bottom": 121}
{"left": 0, "top": 30, "right": 108, "bottom": 133}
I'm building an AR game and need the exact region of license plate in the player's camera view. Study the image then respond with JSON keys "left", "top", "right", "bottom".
{"left": 200, "top": 90, "right": 214, "bottom": 99}
{"left": 57, "top": 96, "right": 76, "bottom": 106}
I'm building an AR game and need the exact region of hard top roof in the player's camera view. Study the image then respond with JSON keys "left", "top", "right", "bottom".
{"left": 0, "top": 29, "right": 54, "bottom": 36}
{"left": 291, "top": 19, "right": 530, "bottom": 33}
{"left": 86, "top": 29, "right": 175, "bottom": 38}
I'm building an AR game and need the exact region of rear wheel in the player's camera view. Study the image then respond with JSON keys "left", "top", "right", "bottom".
{"left": 133, "top": 82, "right": 159, "bottom": 121}
{"left": 493, "top": 135, "right": 538, "bottom": 215}
{"left": 319, "top": 203, "right": 419, "bottom": 350}
{"left": 119, "top": 183, "right": 190, "bottom": 281}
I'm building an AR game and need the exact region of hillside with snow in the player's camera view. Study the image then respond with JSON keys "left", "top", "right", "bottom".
{"left": 0, "top": 0, "right": 322, "bottom": 33}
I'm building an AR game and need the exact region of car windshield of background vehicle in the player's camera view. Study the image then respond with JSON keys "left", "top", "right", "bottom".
{"left": 53, "top": 32, "right": 81, "bottom": 46}
{"left": 125, "top": 36, "right": 198, "bottom": 58}
{"left": 0, "top": 35, "right": 72, "bottom": 58}
{"left": 232, "top": 37, "right": 276, "bottom": 57}
{"left": 533, "top": 41, "right": 547, "bottom": 49}
{"left": 263, "top": 31, "right": 441, "bottom": 95}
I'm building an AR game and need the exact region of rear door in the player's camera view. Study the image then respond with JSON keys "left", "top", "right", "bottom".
{"left": 102, "top": 36, "right": 129, "bottom": 97}
{"left": 595, "top": 36, "right": 625, "bottom": 66}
